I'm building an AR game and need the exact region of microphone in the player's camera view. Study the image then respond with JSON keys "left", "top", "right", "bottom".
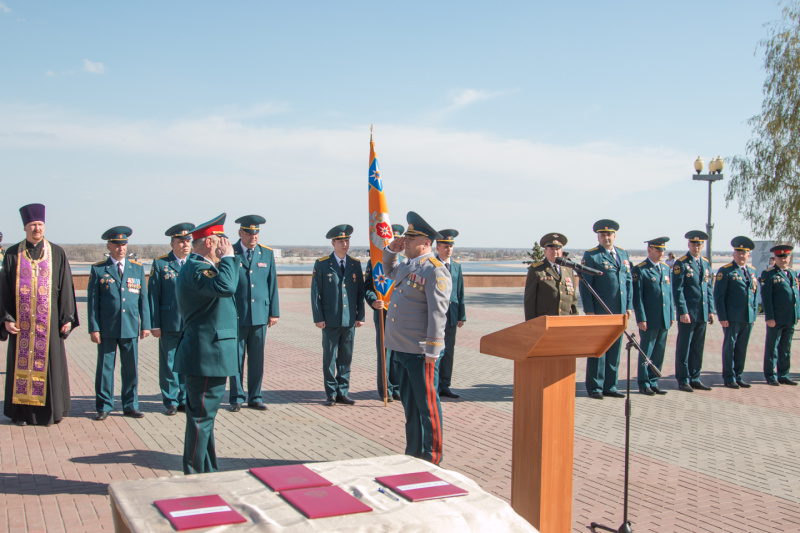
{"left": 555, "top": 256, "right": 603, "bottom": 276}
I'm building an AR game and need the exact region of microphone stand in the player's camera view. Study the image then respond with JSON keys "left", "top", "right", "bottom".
{"left": 570, "top": 265, "right": 660, "bottom": 533}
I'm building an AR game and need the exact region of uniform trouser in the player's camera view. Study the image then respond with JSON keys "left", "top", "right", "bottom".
{"left": 585, "top": 335, "right": 623, "bottom": 394}
{"left": 764, "top": 323, "right": 794, "bottom": 380}
{"left": 437, "top": 324, "right": 458, "bottom": 390}
{"left": 322, "top": 326, "right": 354, "bottom": 399}
{"left": 95, "top": 337, "right": 138, "bottom": 413}
{"left": 721, "top": 321, "right": 752, "bottom": 384}
{"left": 158, "top": 332, "right": 186, "bottom": 408}
{"left": 373, "top": 309, "right": 399, "bottom": 397}
{"left": 675, "top": 320, "right": 707, "bottom": 385}
{"left": 394, "top": 351, "right": 443, "bottom": 465}
{"left": 229, "top": 324, "right": 266, "bottom": 405}
{"left": 637, "top": 326, "right": 668, "bottom": 389}
{"left": 183, "top": 375, "right": 226, "bottom": 475}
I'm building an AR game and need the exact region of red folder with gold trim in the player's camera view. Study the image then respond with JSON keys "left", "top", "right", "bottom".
{"left": 280, "top": 485, "right": 372, "bottom": 519}
{"left": 249, "top": 464, "right": 332, "bottom": 492}
{"left": 375, "top": 471, "right": 468, "bottom": 502}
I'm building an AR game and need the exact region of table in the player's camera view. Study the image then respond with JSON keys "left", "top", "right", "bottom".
{"left": 109, "top": 454, "right": 538, "bottom": 532}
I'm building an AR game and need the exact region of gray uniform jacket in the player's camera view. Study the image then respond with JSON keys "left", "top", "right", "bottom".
{"left": 383, "top": 248, "right": 452, "bottom": 357}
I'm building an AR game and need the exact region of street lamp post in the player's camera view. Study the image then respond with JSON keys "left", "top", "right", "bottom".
{"left": 692, "top": 156, "right": 724, "bottom": 266}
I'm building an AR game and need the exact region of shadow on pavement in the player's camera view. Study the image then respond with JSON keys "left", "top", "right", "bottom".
{"left": 0, "top": 473, "right": 108, "bottom": 495}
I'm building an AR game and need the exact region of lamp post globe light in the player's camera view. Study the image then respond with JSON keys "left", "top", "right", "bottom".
{"left": 692, "top": 155, "right": 724, "bottom": 266}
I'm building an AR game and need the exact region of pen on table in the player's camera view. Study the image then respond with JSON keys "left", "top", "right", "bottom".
{"left": 378, "top": 487, "right": 400, "bottom": 501}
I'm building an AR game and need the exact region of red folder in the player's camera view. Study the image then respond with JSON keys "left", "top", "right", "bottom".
{"left": 153, "top": 494, "right": 246, "bottom": 531}
{"left": 249, "top": 464, "right": 333, "bottom": 492}
{"left": 280, "top": 485, "right": 372, "bottom": 519}
{"left": 375, "top": 471, "right": 468, "bottom": 502}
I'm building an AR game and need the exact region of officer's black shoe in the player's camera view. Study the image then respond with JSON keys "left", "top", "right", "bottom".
{"left": 778, "top": 377, "right": 798, "bottom": 386}
{"left": 247, "top": 402, "right": 269, "bottom": 411}
{"left": 650, "top": 386, "right": 667, "bottom": 395}
{"left": 588, "top": 392, "right": 604, "bottom": 400}
{"left": 439, "top": 389, "right": 460, "bottom": 399}
{"left": 95, "top": 411, "right": 109, "bottom": 421}
{"left": 124, "top": 409, "right": 145, "bottom": 418}
{"left": 724, "top": 382, "right": 740, "bottom": 389}
{"left": 690, "top": 381, "right": 711, "bottom": 391}
{"left": 767, "top": 379, "right": 780, "bottom": 386}
{"left": 336, "top": 395, "right": 356, "bottom": 405}
{"left": 166, "top": 406, "right": 178, "bottom": 416}
{"left": 14, "top": 420, "right": 27, "bottom": 426}
{"left": 392, "top": 393, "right": 401, "bottom": 401}
{"left": 639, "top": 387, "right": 655, "bottom": 396}
{"left": 177, "top": 404, "right": 186, "bottom": 412}
{"left": 678, "top": 383, "right": 694, "bottom": 393}
{"left": 736, "top": 379, "right": 751, "bottom": 388}
{"left": 602, "top": 391, "right": 625, "bottom": 398}
{"left": 229, "top": 403, "right": 242, "bottom": 412}
{"left": 324, "top": 398, "right": 336, "bottom": 406}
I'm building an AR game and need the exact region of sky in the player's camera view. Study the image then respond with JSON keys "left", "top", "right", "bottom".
{"left": 0, "top": 1, "right": 787, "bottom": 250}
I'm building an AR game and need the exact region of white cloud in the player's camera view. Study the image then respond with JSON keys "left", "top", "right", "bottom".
{"left": 82, "top": 59, "right": 105, "bottom": 74}
{"left": 45, "top": 70, "right": 56, "bottom": 77}
{"left": 0, "top": 2, "right": 11, "bottom": 13}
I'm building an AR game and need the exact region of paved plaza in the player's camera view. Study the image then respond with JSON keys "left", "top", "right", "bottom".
{"left": 2, "top": 287, "right": 800, "bottom": 532}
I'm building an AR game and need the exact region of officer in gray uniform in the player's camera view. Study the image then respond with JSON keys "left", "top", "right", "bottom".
{"left": 383, "top": 211, "right": 452, "bottom": 466}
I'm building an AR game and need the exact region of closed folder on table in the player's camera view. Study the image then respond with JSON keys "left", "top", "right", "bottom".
{"left": 280, "top": 485, "right": 373, "bottom": 519}
{"left": 153, "top": 494, "right": 247, "bottom": 531}
{"left": 249, "top": 464, "right": 333, "bottom": 492}
{"left": 375, "top": 471, "right": 469, "bottom": 502}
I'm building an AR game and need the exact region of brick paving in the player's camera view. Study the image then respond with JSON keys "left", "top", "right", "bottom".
{"left": 1, "top": 287, "right": 799, "bottom": 532}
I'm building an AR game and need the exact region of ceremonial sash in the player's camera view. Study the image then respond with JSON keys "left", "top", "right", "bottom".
{"left": 12, "top": 239, "right": 52, "bottom": 406}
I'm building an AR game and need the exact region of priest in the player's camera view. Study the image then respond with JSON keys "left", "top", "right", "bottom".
{"left": 2, "top": 203, "right": 79, "bottom": 426}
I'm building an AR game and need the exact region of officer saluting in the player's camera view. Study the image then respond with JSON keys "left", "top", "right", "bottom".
{"left": 713, "top": 237, "right": 758, "bottom": 389}
{"left": 760, "top": 243, "right": 799, "bottom": 386}
{"left": 524, "top": 232, "right": 577, "bottom": 320}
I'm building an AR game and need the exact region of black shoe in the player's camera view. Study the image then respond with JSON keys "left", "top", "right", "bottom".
{"left": 778, "top": 377, "right": 798, "bottom": 386}
{"left": 324, "top": 398, "right": 336, "bottom": 406}
{"left": 690, "top": 381, "right": 711, "bottom": 391}
{"left": 639, "top": 387, "right": 655, "bottom": 396}
{"left": 588, "top": 392, "right": 604, "bottom": 400}
{"left": 724, "top": 382, "right": 740, "bottom": 389}
{"left": 247, "top": 402, "right": 268, "bottom": 411}
{"left": 736, "top": 379, "right": 751, "bottom": 388}
{"left": 336, "top": 395, "right": 356, "bottom": 405}
{"left": 177, "top": 404, "right": 186, "bottom": 412}
{"left": 650, "top": 386, "right": 667, "bottom": 395}
{"left": 14, "top": 420, "right": 27, "bottom": 426}
{"left": 123, "top": 409, "right": 145, "bottom": 419}
{"left": 392, "top": 393, "right": 401, "bottom": 401}
{"left": 166, "top": 406, "right": 178, "bottom": 416}
{"left": 678, "top": 383, "right": 694, "bottom": 393}
{"left": 229, "top": 403, "right": 241, "bottom": 412}
{"left": 767, "top": 379, "right": 780, "bottom": 386}
{"left": 95, "top": 411, "right": 109, "bottom": 421}
{"left": 439, "top": 389, "right": 460, "bottom": 399}
{"left": 602, "top": 391, "right": 625, "bottom": 398}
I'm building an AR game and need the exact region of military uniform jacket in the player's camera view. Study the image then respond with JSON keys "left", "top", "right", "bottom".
{"left": 174, "top": 254, "right": 240, "bottom": 377}
{"left": 382, "top": 249, "right": 452, "bottom": 357}
{"left": 672, "top": 253, "right": 715, "bottom": 322}
{"left": 437, "top": 258, "right": 466, "bottom": 327}
{"left": 148, "top": 251, "right": 185, "bottom": 333}
{"left": 524, "top": 260, "right": 578, "bottom": 320}
{"left": 87, "top": 258, "right": 151, "bottom": 338}
{"left": 714, "top": 262, "right": 757, "bottom": 324}
{"left": 579, "top": 246, "right": 633, "bottom": 314}
{"left": 234, "top": 242, "right": 279, "bottom": 326}
{"left": 632, "top": 259, "right": 674, "bottom": 329}
{"left": 759, "top": 266, "right": 800, "bottom": 325}
{"left": 310, "top": 254, "right": 365, "bottom": 327}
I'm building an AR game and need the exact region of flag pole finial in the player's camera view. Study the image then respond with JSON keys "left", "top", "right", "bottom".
{"left": 370, "top": 123, "right": 373, "bottom": 142}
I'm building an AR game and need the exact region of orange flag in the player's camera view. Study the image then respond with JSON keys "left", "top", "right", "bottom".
{"left": 368, "top": 127, "right": 395, "bottom": 302}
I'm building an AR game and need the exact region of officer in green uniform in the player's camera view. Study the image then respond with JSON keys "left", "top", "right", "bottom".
{"left": 310, "top": 224, "right": 366, "bottom": 406}
{"left": 365, "top": 224, "right": 404, "bottom": 402}
{"left": 713, "top": 237, "right": 758, "bottom": 389}
{"left": 672, "top": 230, "right": 716, "bottom": 392}
{"left": 148, "top": 223, "right": 194, "bottom": 415}
{"left": 524, "top": 232, "right": 578, "bottom": 320}
{"left": 229, "top": 215, "right": 279, "bottom": 412}
{"left": 87, "top": 227, "right": 151, "bottom": 420}
{"left": 383, "top": 212, "right": 451, "bottom": 465}
{"left": 579, "top": 220, "right": 633, "bottom": 400}
{"left": 435, "top": 229, "right": 466, "bottom": 399}
{"left": 175, "top": 213, "right": 239, "bottom": 474}
{"left": 631, "top": 237, "right": 674, "bottom": 395}
{"left": 760, "top": 243, "right": 799, "bottom": 386}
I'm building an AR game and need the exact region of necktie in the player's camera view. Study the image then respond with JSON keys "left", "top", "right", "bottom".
{"left": 340, "top": 260, "right": 346, "bottom": 274}
{"left": 246, "top": 249, "right": 252, "bottom": 262}
{"left": 446, "top": 262, "right": 451, "bottom": 272}
{"left": 179, "top": 259, "right": 184, "bottom": 269}
{"left": 118, "top": 262, "right": 123, "bottom": 278}
{"left": 742, "top": 267, "right": 748, "bottom": 284}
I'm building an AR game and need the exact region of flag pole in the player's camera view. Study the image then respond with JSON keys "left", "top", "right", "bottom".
{"left": 371, "top": 123, "right": 389, "bottom": 407}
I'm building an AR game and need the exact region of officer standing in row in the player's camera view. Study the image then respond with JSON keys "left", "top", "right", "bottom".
{"left": 579, "top": 220, "right": 633, "bottom": 400}
{"left": 435, "top": 229, "right": 466, "bottom": 399}
{"left": 148, "top": 223, "right": 194, "bottom": 415}
{"left": 631, "top": 237, "right": 673, "bottom": 395}
{"left": 230, "top": 215, "right": 279, "bottom": 412}
{"left": 524, "top": 232, "right": 578, "bottom": 320}
{"left": 365, "top": 224, "right": 405, "bottom": 402}
{"left": 760, "top": 244, "right": 799, "bottom": 386}
{"left": 87, "top": 227, "right": 151, "bottom": 420}
{"left": 310, "top": 225, "right": 365, "bottom": 406}
{"left": 672, "top": 230, "right": 715, "bottom": 392}
{"left": 713, "top": 237, "right": 758, "bottom": 389}
{"left": 383, "top": 212, "right": 451, "bottom": 465}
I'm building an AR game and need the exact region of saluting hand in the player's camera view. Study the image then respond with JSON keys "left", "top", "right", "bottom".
{"left": 388, "top": 236, "right": 405, "bottom": 252}
{"left": 216, "top": 236, "right": 234, "bottom": 258}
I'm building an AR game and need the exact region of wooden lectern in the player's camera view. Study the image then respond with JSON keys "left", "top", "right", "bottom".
{"left": 480, "top": 314, "right": 627, "bottom": 533}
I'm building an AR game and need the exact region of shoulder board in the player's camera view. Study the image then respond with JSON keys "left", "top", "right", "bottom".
{"left": 702, "top": 257, "right": 709, "bottom": 262}
{"left": 258, "top": 244, "right": 272, "bottom": 250}
{"left": 531, "top": 261, "right": 544, "bottom": 267}
{"left": 155, "top": 254, "right": 170, "bottom": 261}
{"left": 587, "top": 246, "right": 599, "bottom": 252}
{"left": 351, "top": 257, "right": 361, "bottom": 262}
{"left": 93, "top": 260, "right": 106, "bottom": 266}
{"left": 677, "top": 255, "right": 687, "bottom": 261}
{"left": 636, "top": 261, "right": 647, "bottom": 268}
{"left": 317, "top": 255, "right": 329, "bottom": 262}
{"left": 767, "top": 265, "right": 776, "bottom": 271}
{"left": 616, "top": 246, "right": 626, "bottom": 251}
{"left": 659, "top": 261, "right": 668, "bottom": 266}
{"left": 452, "top": 260, "right": 460, "bottom": 264}
{"left": 724, "top": 262, "right": 734, "bottom": 268}
{"left": 130, "top": 260, "right": 142, "bottom": 266}
{"left": 429, "top": 256, "right": 444, "bottom": 268}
